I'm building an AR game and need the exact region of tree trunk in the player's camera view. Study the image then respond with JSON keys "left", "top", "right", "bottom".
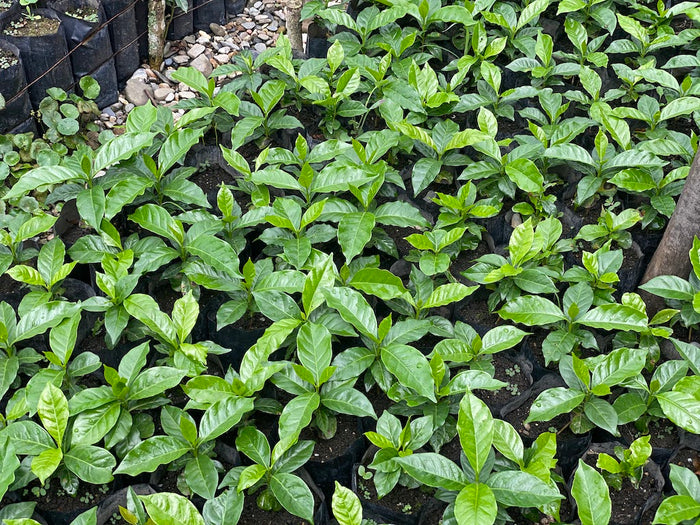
{"left": 642, "top": 149, "right": 700, "bottom": 284}
{"left": 640, "top": 148, "right": 700, "bottom": 314}
{"left": 285, "top": 0, "right": 303, "bottom": 55}
{"left": 148, "top": 0, "right": 166, "bottom": 69}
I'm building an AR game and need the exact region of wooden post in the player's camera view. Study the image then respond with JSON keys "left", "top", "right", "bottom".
{"left": 148, "top": 0, "right": 166, "bottom": 69}
{"left": 285, "top": 0, "right": 304, "bottom": 54}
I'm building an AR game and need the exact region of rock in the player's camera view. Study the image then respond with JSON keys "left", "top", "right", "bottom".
{"left": 124, "top": 78, "right": 153, "bottom": 106}
{"left": 218, "top": 46, "right": 230, "bottom": 54}
{"left": 154, "top": 87, "right": 174, "bottom": 101}
{"left": 183, "top": 35, "right": 196, "bottom": 44}
{"left": 242, "top": 21, "right": 255, "bottom": 29}
{"left": 210, "top": 22, "right": 227, "bottom": 36}
{"left": 214, "top": 54, "right": 230, "bottom": 64}
{"left": 102, "top": 108, "right": 116, "bottom": 118}
{"left": 253, "top": 1, "right": 262, "bottom": 7}
{"left": 255, "top": 14, "right": 269, "bottom": 22}
{"left": 188, "top": 43, "right": 206, "bottom": 58}
{"left": 180, "top": 91, "right": 196, "bottom": 99}
{"left": 165, "top": 92, "right": 175, "bottom": 103}
{"left": 130, "top": 68, "right": 148, "bottom": 80}
{"left": 190, "top": 54, "right": 213, "bottom": 76}
{"left": 248, "top": 7, "right": 259, "bottom": 15}
{"left": 124, "top": 103, "right": 135, "bottom": 112}
{"left": 196, "top": 35, "right": 211, "bottom": 45}
{"left": 164, "top": 58, "right": 173, "bottom": 66}
{"left": 258, "top": 32, "right": 270, "bottom": 41}
{"left": 268, "top": 21, "right": 278, "bottom": 31}
{"left": 254, "top": 42, "right": 267, "bottom": 53}
{"left": 173, "top": 54, "right": 190, "bottom": 65}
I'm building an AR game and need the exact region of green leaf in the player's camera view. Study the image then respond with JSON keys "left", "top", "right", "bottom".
{"left": 394, "top": 453, "right": 467, "bottom": 490}
{"left": 2, "top": 421, "right": 54, "bottom": 455}
{"left": 591, "top": 347, "right": 647, "bottom": 389}
{"left": 185, "top": 455, "right": 218, "bottom": 500}
{"left": 4, "top": 167, "right": 79, "bottom": 199}
{"left": 657, "top": 391, "right": 700, "bottom": 433}
{"left": 381, "top": 343, "right": 436, "bottom": 402}
{"left": 115, "top": 436, "right": 190, "bottom": 476}
{"left": 0, "top": 355, "right": 19, "bottom": 403}
{"left": 278, "top": 392, "right": 320, "bottom": 446}
{"left": 323, "top": 287, "right": 377, "bottom": 339}
{"left": 38, "top": 383, "right": 68, "bottom": 448}
{"left": 70, "top": 402, "right": 120, "bottom": 446}
{"left": 297, "top": 322, "right": 332, "bottom": 385}
{"left": 412, "top": 157, "right": 442, "bottom": 196}
{"left": 338, "top": 212, "right": 375, "bottom": 263}
{"left": 350, "top": 268, "right": 408, "bottom": 301}
{"left": 322, "top": 387, "right": 376, "bottom": 418}
{"left": 139, "top": 493, "right": 205, "bottom": 525}
{"left": 527, "top": 387, "right": 585, "bottom": 422}
{"left": 455, "top": 483, "right": 497, "bottom": 525}
{"left": 128, "top": 367, "right": 186, "bottom": 401}
{"left": 578, "top": 304, "right": 647, "bottom": 332}
{"left": 584, "top": 398, "right": 619, "bottom": 436}
{"left": 640, "top": 276, "right": 694, "bottom": 301}
{"left": 129, "top": 204, "right": 182, "bottom": 245}
{"left": 498, "top": 296, "right": 565, "bottom": 326}
{"left": 236, "top": 426, "right": 271, "bottom": 467}
{"left": 481, "top": 326, "right": 528, "bottom": 355}
{"left": 505, "top": 158, "right": 544, "bottom": 194}
{"left": 572, "top": 460, "right": 611, "bottom": 525}
{"left": 93, "top": 132, "right": 155, "bottom": 173}
{"left": 423, "top": 283, "right": 478, "bottom": 309}
{"left": 159, "top": 128, "right": 205, "bottom": 173}
{"left": 488, "top": 471, "right": 563, "bottom": 506}
{"left": 270, "top": 472, "right": 314, "bottom": 522}
{"left": 203, "top": 489, "right": 244, "bottom": 525}
{"left": 31, "top": 447, "right": 62, "bottom": 484}
{"left": 458, "top": 392, "right": 493, "bottom": 481}
{"left": 124, "top": 294, "right": 177, "bottom": 347}
{"left": 659, "top": 96, "right": 700, "bottom": 121}
{"left": 172, "top": 291, "right": 199, "bottom": 343}
{"left": 200, "top": 397, "right": 254, "bottom": 443}
{"left": 653, "top": 495, "right": 700, "bottom": 524}
{"left": 63, "top": 445, "right": 115, "bottom": 484}
{"left": 187, "top": 235, "right": 243, "bottom": 279}
{"left": 332, "top": 482, "right": 362, "bottom": 525}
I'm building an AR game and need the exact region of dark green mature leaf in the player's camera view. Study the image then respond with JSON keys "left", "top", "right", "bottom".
{"left": 498, "top": 296, "right": 565, "bottom": 326}
{"left": 115, "top": 436, "right": 190, "bottom": 476}
{"left": 527, "top": 387, "right": 585, "bottom": 422}
{"left": 185, "top": 454, "right": 218, "bottom": 500}
{"left": 270, "top": 472, "right": 314, "bottom": 522}
{"left": 128, "top": 367, "right": 186, "bottom": 401}
{"left": 322, "top": 387, "right": 376, "bottom": 418}
{"left": 458, "top": 392, "right": 493, "bottom": 481}
{"left": 488, "top": 471, "right": 563, "bottom": 506}
{"left": 395, "top": 453, "right": 467, "bottom": 490}
{"left": 200, "top": 397, "right": 254, "bottom": 442}
{"left": 381, "top": 343, "right": 436, "bottom": 401}
{"left": 350, "top": 268, "right": 408, "bottom": 301}
{"left": 4, "top": 167, "right": 80, "bottom": 200}
{"left": 338, "top": 212, "right": 375, "bottom": 263}
{"left": 64, "top": 445, "right": 115, "bottom": 484}
{"left": 578, "top": 304, "right": 647, "bottom": 332}
{"left": 657, "top": 391, "right": 700, "bottom": 434}
{"left": 324, "top": 287, "right": 377, "bottom": 339}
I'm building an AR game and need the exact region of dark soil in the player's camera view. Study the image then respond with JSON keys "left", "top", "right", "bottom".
{"left": 384, "top": 225, "right": 421, "bottom": 258}
{"left": 670, "top": 448, "right": 700, "bottom": 475}
{"left": 64, "top": 6, "right": 98, "bottom": 22}
{"left": 0, "top": 47, "right": 18, "bottom": 69}
{"left": 21, "top": 480, "right": 111, "bottom": 514}
{"left": 619, "top": 420, "right": 680, "bottom": 450}
{"left": 474, "top": 353, "right": 532, "bottom": 412}
{"left": 3, "top": 14, "right": 60, "bottom": 36}
{"left": 191, "top": 163, "right": 235, "bottom": 196}
{"left": 356, "top": 471, "right": 434, "bottom": 519}
{"left": 456, "top": 297, "right": 501, "bottom": 331}
{"left": 238, "top": 492, "right": 315, "bottom": 525}
{"left": 302, "top": 415, "right": 362, "bottom": 463}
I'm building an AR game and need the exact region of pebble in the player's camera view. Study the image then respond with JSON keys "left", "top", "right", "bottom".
{"left": 188, "top": 43, "right": 206, "bottom": 58}
{"left": 98, "top": 0, "right": 287, "bottom": 128}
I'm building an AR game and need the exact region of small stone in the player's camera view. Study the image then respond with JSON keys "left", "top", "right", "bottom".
{"left": 154, "top": 87, "right": 174, "bottom": 101}
{"left": 196, "top": 35, "right": 211, "bottom": 45}
{"left": 124, "top": 78, "right": 153, "bottom": 106}
{"left": 164, "top": 58, "right": 173, "bottom": 66}
{"left": 110, "top": 102, "right": 122, "bottom": 111}
{"left": 242, "top": 21, "right": 255, "bottom": 29}
{"left": 255, "top": 14, "right": 269, "bottom": 22}
{"left": 248, "top": 7, "right": 259, "bottom": 15}
{"left": 268, "top": 21, "right": 278, "bottom": 31}
{"left": 165, "top": 92, "right": 175, "bottom": 103}
{"left": 253, "top": 1, "right": 262, "bottom": 7}
{"left": 188, "top": 43, "right": 206, "bottom": 58}
{"left": 124, "top": 103, "right": 135, "bottom": 112}
{"left": 210, "top": 22, "right": 227, "bottom": 36}
{"left": 183, "top": 35, "right": 196, "bottom": 44}
{"left": 179, "top": 91, "right": 196, "bottom": 99}
{"left": 254, "top": 42, "right": 267, "bottom": 53}
{"left": 173, "top": 54, "right": 190, "bottom": 65}
{"left": 214, "top": 53, "right": 230, "bottom": 64}
{"left": 258, "top": 32, "right": 270, "bottom": 41}
{"left": 130, "top": 68, "right": 148, "bottom": 80}
{"left": 190, "top": 54, "right": 212, "bottom": 76}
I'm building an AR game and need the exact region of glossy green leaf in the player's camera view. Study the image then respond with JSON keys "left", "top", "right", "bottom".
{"left": 270, "top": 472, "right": 314, "bottom": 523}
{"left": 139, "top": 493, "right": 205, "bottom": 525}
{"left": 572, "top": 460, "right": 611, "bottom": 525}
{"left": 527, "top": 387, "right": 585, "bottom": 422}
{"left": 115, "top": 436, "right": 190, "bottom": 476}
{"left": 38, "top": 383, "right": 68, "bottom": 448}
{"left": 457, "top": 392, "right": 493, "bottom": 481}
{"left": 338, "top": 212, "right": 375, "bottom": 263}
{"left": 395, "top": 453, "right": 467, "bottom": 490}
{"left": 381, "top": 343, "right": 436, "bottom": 402}
{"left": 454, "top": 483, "right": 497, "bottom": 525}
